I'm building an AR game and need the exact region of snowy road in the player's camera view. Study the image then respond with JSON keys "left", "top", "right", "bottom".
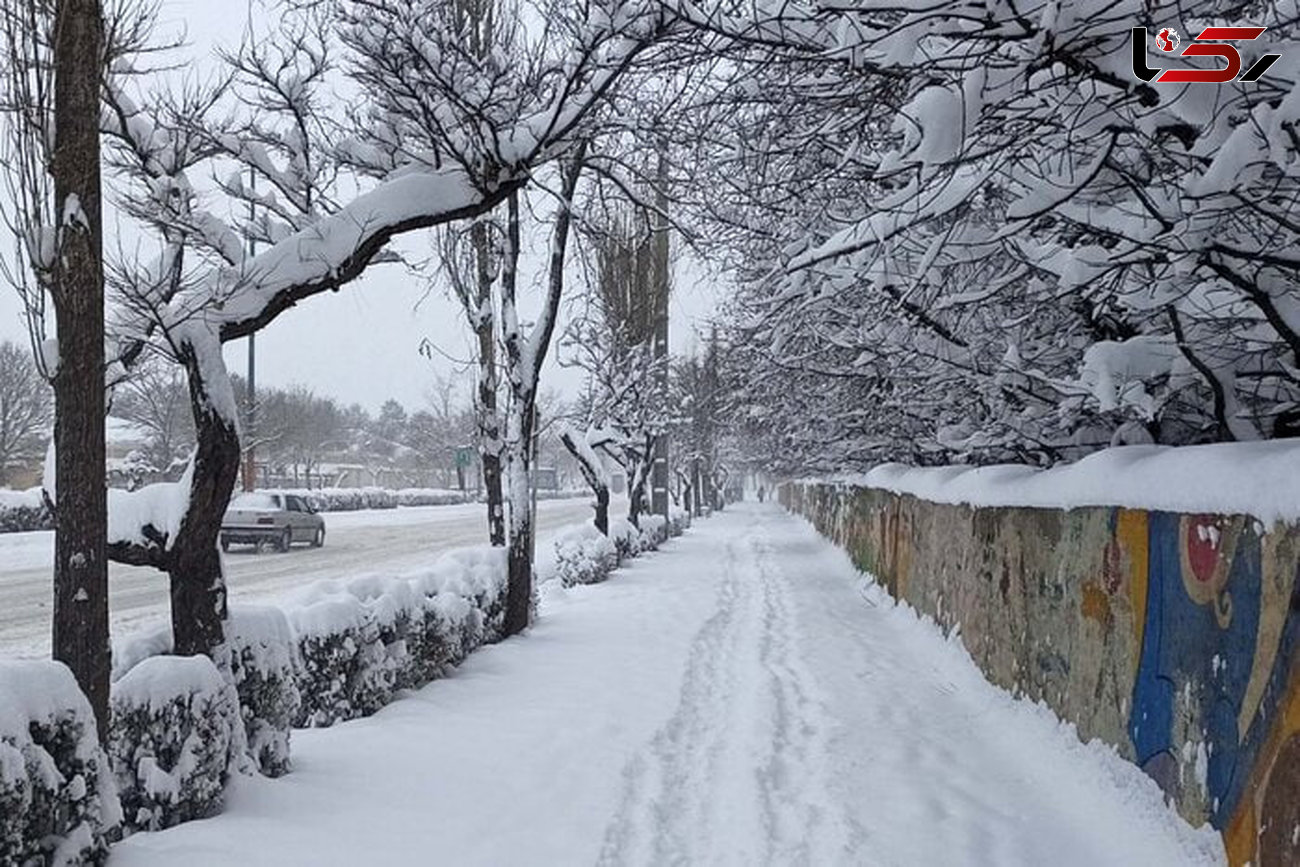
{"left": 0, "top": 498, "right": 597, "bottom": 659}
{"left": 112, "top": 503, "right": 1223, "bottom": 867}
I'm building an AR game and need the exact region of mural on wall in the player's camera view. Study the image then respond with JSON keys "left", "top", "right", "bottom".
{"left": 783, "top": 483, "right": 1300, "bottom": 867}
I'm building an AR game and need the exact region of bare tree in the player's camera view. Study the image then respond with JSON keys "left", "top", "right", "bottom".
{"left": 562, "top": 191, "right": 669, "bottom": 528}
{"left": 0, "top": 339, "right": 52, "bottom": 485}
{"left": 112, "top": 353, "right": 194, "bottom": 476}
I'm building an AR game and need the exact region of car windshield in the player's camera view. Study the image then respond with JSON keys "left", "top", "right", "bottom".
{"left": 229, "top": 493, "right": 281, "bottom": 510}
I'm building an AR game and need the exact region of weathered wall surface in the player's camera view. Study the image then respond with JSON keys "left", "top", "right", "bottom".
{"left": 780, "top": 482, "right": 1300, "bottom": 867}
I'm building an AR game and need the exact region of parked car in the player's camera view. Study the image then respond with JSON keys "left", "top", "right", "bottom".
{"left": 221, "top": 491, "right": 325, "bottom": 552}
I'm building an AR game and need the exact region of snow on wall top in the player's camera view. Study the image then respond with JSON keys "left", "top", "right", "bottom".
{"left": 827, "top": 442, "right": 1300, "bottom": 525}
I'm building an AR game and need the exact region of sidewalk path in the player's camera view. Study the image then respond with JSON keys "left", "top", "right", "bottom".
{"left": 113, "top": 504, "right": 1224, "bottom": 866}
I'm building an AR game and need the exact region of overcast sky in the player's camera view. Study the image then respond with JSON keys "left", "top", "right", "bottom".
{"left": 0, "top": 0, "right": 723, "bottom": 415}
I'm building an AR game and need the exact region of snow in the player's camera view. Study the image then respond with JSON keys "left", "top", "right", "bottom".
{"left": 838, "top": 440, "right": 1300, "bottom": 525}
{"left": 106, "top": 464, "right": 192, "bottom": 549}
{"left": 1078, "top": 335, "right": 1184, "bottom": 416}
{"left": 0, "top": 487, "right": 44, "bottom": 512}
{"left": 0, "top": 659, "right": 98, "bottom": 742}
{"left": 112, "top": 655, "right": 227, "bottom": 714}
{"left": 110, "top": 505, "right": 1221, "bottom": 867}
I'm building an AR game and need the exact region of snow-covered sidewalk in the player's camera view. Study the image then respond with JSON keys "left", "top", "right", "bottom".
{"left": 111, "top": 504, "right": 1224, "bottom": 866}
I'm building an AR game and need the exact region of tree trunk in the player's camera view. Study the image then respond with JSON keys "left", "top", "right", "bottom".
{"left": 499, "top": 147, "right": 585, "bottom": 638}
{"left": 50, "top": 0, "right": 109, "bottom": 740}
{"left": 167, "top": 344, "right": 237, "bottom": 657}
{"left": 559, "top": 428, "right": 609, "bottom": 535}
{"left": 692, "top": 457, "right": 703, "bottom": 517}
{"left": 500, "top": 191, "right": 530, "bottom": 637}
{"left": 472, "top": 219, "right": 506, "bottom": 547}
{"left": 503, "top": 405, "right": 534, "bottom": 637}
{"left": 627, "top": 463, "right": 644, "bottom": 528}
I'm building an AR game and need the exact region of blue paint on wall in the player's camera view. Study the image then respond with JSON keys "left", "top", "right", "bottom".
{"left": 1128, "top": 513, "right": 1262, "bottom": 827}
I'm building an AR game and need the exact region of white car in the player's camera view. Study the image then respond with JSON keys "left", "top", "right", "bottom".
{"left": 220, "top": 492, "right": 326, "bottom": 552}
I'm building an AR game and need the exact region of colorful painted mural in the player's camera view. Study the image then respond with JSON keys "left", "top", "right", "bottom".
{"left": 780, "top": 482, "right": 1300, "bottom": 867}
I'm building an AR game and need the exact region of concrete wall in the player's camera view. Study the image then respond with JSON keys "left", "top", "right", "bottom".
{"left": 780, "top": 482, "right": 1300, "bottom": 867}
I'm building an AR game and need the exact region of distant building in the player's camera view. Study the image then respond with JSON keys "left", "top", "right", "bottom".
{"left": 535, "top": 467, "right": 558, "bottom": 491}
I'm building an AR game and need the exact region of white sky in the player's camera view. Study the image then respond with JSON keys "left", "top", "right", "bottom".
{"left": 0, "top": 0, "right": 723, "bottom": 415}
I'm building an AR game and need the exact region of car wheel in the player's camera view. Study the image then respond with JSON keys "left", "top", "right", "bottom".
{"left": 220, "top": 537, "right": 231, "bottom": 553}
{"left": 278, "top": 528, "right": 292, "bottom": 553}
{"left": 312, "top": 527, "right": 325, "bottom": 548}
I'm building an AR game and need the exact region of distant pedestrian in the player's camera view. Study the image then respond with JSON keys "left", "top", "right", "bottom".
{"left": 757, "top": 485, "right": 766, "bottom": 503}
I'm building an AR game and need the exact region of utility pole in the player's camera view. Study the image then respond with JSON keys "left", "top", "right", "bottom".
{"left": 242, "top": 168, "right": 257, "bottom": 492}
{"left": 650, "top": 139, "right": 670, "bottom": 522}
{"left": 243, "top": 334, "right": 255, "bottom": 490}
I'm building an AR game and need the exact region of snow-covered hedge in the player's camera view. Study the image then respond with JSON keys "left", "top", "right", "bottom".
{"left": 549, "top": 522, "right": 619, "bottom": 587}
{"left": 0, "top": 487, "right": 52, "bottom": 534}
{"left": 108, "top": 655, "right": 245, "bottom": 834}
{"left": 609, "top": 516, "right": 670, "bottom": 560}
{"left": 273, "top": 487, "right": 472, "bottom": 512}
{"left": 224, "top": 607, "right": 300, "bottom": 777}
{"left": 668, "top": 507, "right": 690, "bottom": 537}
{"left": 285, "top": 486, "right": 399, "bottom": 512}
{"left": 283, "top": 486, "right": 584, "bottom": 512}
{"left": 640, "top": 515, "right": 669, "bottom": 549}
{"left": 289, "top": 546, "right": 507, "bottom": 727}
{"left": 609, "top": 519, "right": 640, "bottom": 560}
{"left": 113, "top": 606, "right": 300, "bottom": 780}
{"left": 0, "top": 661, "right": 120, "bottom": 866}
{"left": 290, "top": 593, "right": 395, "bottom": 727}
{"left": 395, "top": 488, "right": 474, "bottom": 508}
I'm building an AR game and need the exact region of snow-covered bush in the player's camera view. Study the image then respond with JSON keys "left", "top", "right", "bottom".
{"left": 112, "top": 610, "right": 300, "bottom": 779}
{"left": 109, "top": 655, "right": 243, "bottom": 833}
{"left": 429, "top": 546, "right": 508, "bottom": 644}
{"left": 609, "top": 518, "right": 640, "bottom": 561}
{"left": 272, "top": 487, "right": 474, "bottom": 513}
{"left": 224, "top": 606, "right": 300, "bottom": 777}
{"left": 283, "top": 487, "right": 397, "bottom": 512}
{"left": 403, "top": 592, "right": 468, "bottom": 682}
{"left": 639, "top": 515, "right": 669, "bottom": 550}
{"left": 344, "top": 575, "right": 419, "bottom": 689}
{"left": 0, "top": 487, "right": 52, "bottom": 534}
{"left": 421, "top": 593, "right": 477, "bottom": 669}
{"left": 668, "top": 507, "right": 690, "bottom": 537}
{"left": 551, "top": 522, "right": 618, "bottom": 586}
{"left": 0, "top": 661, "right": 119, "bottom": 865}
{"left": 394, "top": 488, "right": 472, "bottom": 507}
{"left": 289, "top": 593, "right": 393, "bottom": 727}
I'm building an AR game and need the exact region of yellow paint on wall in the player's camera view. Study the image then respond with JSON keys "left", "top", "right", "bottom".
{"left": 1224, "top": 797, "right": 1257, "bottom": 867}
{"left": 1081, "top": 581, "right": 1112, "bottom": 630}
{"left": 1117, "top": 509, "right": 1148, "bottom": 672}
{"left": 1240, "top": 530, "right": 1299, "bottom": 742}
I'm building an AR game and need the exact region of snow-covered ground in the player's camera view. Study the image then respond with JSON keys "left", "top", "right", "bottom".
{"left": 0, "top": 498, "right": 599, "bottom": 659}
{"left": 111, "top": 504, "right": 1224, "bottom": 867}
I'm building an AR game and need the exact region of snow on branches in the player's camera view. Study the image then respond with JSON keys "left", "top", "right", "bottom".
{"left": 692, "top": 0, "right": 1300, "bottom": 470}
